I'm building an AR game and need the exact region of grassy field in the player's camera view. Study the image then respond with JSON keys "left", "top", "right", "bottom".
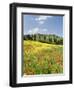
{"left": 23, "top": 40, "right": 63, "bottom": 75}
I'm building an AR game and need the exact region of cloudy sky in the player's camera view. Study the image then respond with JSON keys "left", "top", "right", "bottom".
{"left": 23, "top": 14, "right": 63, "bottom": 37}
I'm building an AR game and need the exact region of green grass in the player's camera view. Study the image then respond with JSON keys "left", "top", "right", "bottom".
{"left": 23, "top": 40, "right": 63, "bottom": 75}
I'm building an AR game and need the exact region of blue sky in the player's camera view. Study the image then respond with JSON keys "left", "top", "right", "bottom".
{"left": 23, "top": 14, "right": 63, "bottom": 37}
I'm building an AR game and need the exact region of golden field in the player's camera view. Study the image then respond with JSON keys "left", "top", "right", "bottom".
{"left": 23, "top": 40, "right": 63, "bottom": 75}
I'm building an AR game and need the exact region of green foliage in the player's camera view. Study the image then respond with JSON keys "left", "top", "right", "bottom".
{"left": 24, "top": 34, "right": 63, "bottom": 45}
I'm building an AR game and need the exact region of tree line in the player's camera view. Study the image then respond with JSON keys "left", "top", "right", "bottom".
{"left": 23, "top": 34, "right": 63, "bottom": 45}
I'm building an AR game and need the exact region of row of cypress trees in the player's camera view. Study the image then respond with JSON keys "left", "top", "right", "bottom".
{"left": 23, "top": 34, "right": 63, "bottom": 45}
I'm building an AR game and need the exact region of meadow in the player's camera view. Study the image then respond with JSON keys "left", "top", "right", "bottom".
{"left": 23, "top": 40, "right": 63, "bottom": 75}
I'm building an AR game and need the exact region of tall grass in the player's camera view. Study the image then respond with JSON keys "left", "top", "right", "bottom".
{"left": 23, "top": 40, "right": 63, "bottom": 75}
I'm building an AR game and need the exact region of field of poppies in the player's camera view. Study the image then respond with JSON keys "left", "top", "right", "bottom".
{"left": 23, "top": 40, "right": 63, "bottom": 75}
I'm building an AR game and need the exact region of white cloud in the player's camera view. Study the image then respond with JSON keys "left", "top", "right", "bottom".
{"left": 28, "top": 30, "right": 32, "bottom": 34}
{"left": 27, "top": 28, "right": 48, "bottom": 35}
{"left": 39, "top": 21, "right": 44, "bottom": 24}
{"left": 35, "top": 16, "right": 52, "bottom": 21}
{"left": 35, "top": 16, "right": 52, "bottom": 24}
{"left": 43, "top": 29, "right": 47, "bottom": 32}
{"left": 28, "top": 28, "right": 39, "bottom": 34}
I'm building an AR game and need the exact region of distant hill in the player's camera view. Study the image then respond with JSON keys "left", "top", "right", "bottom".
{"left": 23, "top": 34, "right": 63, "bottom": 45}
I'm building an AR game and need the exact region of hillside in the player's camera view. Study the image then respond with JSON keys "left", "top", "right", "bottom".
{"left": 23, "top": 40, "right": 63, "bottom": 75}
